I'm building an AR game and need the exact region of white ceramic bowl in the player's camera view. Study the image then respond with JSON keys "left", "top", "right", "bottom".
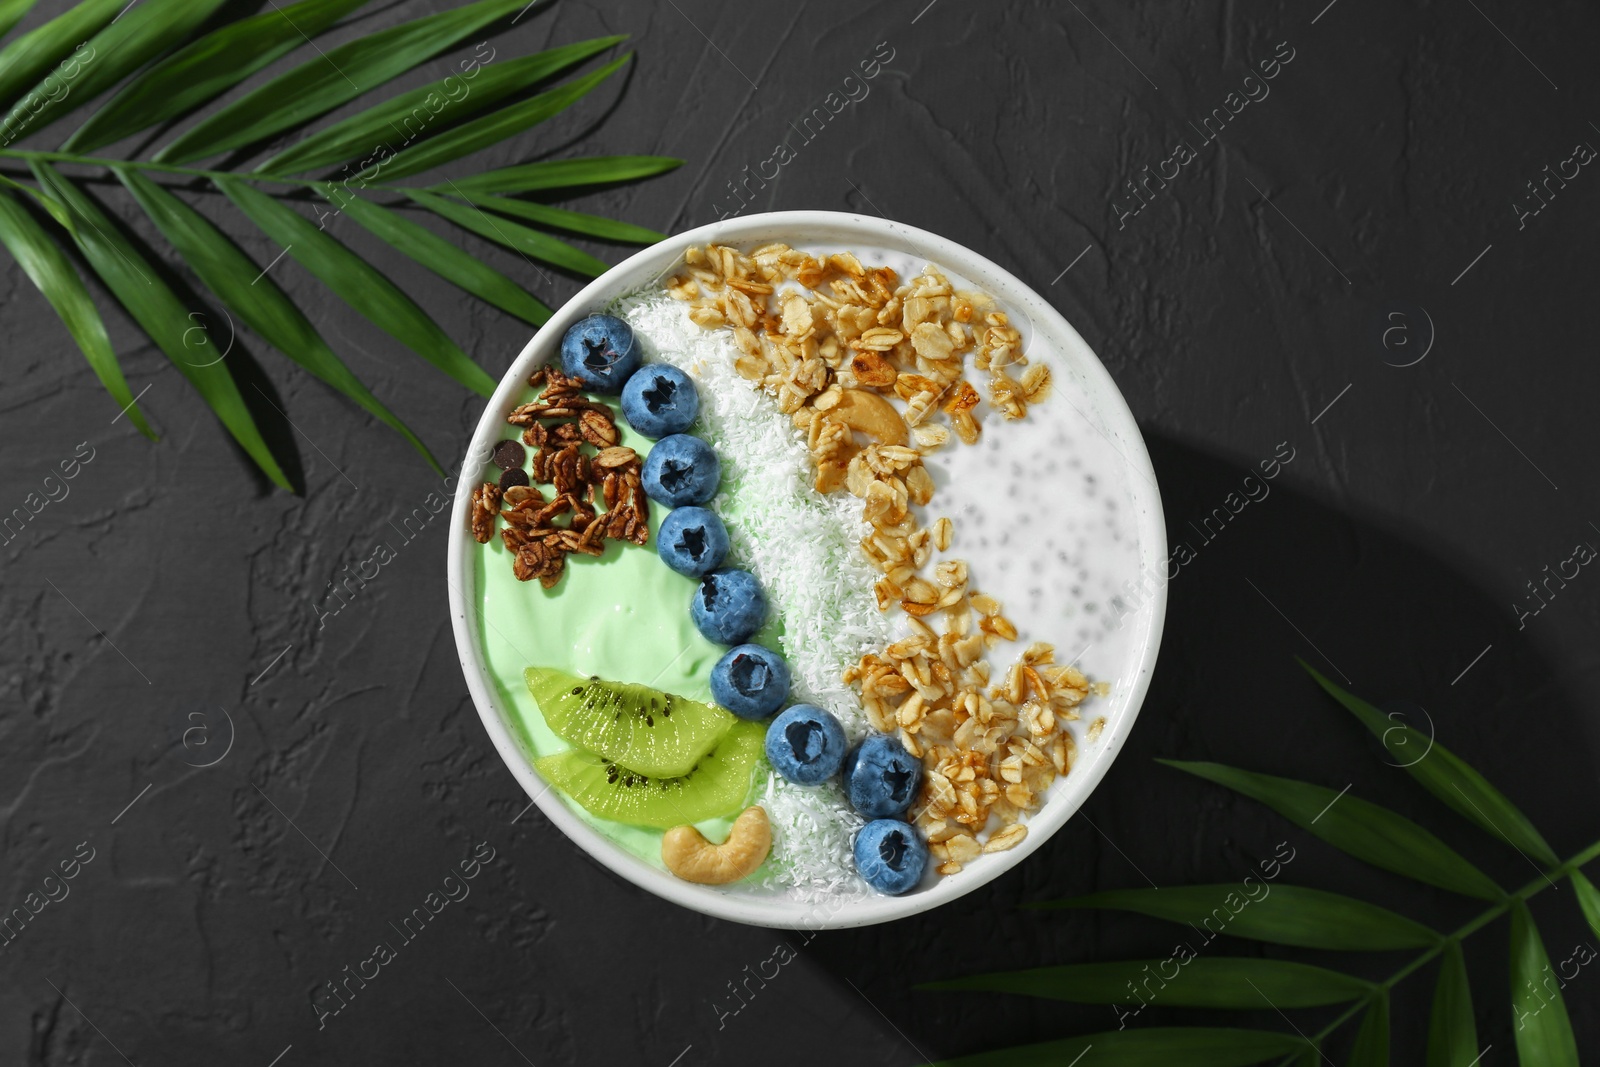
{"left": 448, "top": 211, "right": 1166, "bottom": 928}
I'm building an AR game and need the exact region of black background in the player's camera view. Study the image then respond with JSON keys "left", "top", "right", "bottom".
{"left": 3, "top": 0, "right": 1599, "bottom": 1064}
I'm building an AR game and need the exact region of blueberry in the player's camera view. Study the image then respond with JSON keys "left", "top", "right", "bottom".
{"left": 559, "top": 313, "right": 639, "bottom": 393}
{"left": 713, "top": 644, "right": 791, "bottom": 720}
{"left": 764, "top": 704, "right": 846, "bottom": 783}
{"left": 853, "top": 819, "right": 928, "bottom": 895}
{"left": 656, "top": 506, "right": 729, "bottom": 578}
{"left": 842, "top": 734, "right": 921, "bottom": 818}
{"left": 621, "top": 364, "right": 699, "bottom": 439}
{"left": 690, "top": 567, "right": 766, "bottom": 645}
{"left": 642, "top": 434, "right": 721, "bottom": 507}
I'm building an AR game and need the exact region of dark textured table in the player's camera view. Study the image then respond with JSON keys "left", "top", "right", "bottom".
{"left": 3, "top": 1, "right": 1599, "bottom": 1063}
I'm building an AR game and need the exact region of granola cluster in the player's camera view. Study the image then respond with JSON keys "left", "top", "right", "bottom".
{"left": 469, "top": 368, "right": 649, "bottom": 588}
{"left": 849, "top": 624, "right": 1099, "bottom": 874}
{"left": 665, "top": 243, "right": 1050, "bottom": 486}
{"left": 669, "top": 243, "right": 1096, "bottom": 878}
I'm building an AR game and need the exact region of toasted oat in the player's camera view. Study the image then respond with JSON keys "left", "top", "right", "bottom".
{"left": 470, "top": 482, "right": 501, "bottom": 543}
{"left": 593, "top": 445, "right": 639, "bottom": 469}
{"left": 982, "top": 824, "right": 1028, "bottom": 853}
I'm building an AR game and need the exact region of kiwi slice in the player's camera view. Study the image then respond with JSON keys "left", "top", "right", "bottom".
{"left": 534, "top": 721, "right": 764, "bottom": 830}
{"left": 525, "top": 667, "right": 734, "bottom": 778}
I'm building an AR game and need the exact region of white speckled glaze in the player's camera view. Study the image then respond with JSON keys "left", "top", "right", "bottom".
{"left": 448, "top": 212, "right": 1166, "bottom": 929}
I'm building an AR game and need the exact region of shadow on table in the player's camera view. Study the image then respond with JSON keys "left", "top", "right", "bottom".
{"left": 794, "top": 430, "right": 1599, "bottom": 1065}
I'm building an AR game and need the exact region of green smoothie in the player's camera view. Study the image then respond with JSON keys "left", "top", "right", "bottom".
{"left": 472, "top": 389, "right": 752, "bottom": 867}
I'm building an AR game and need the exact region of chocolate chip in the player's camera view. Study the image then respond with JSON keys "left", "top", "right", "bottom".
{"left": 499, "top": 467, "right": 530, "bottom": 490}
{"left": 493, "top": 439, "right": 526, "bottom": 470}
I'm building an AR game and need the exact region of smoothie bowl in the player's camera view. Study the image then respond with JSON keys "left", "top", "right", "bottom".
{"left": 447, "top": 211, "right": 1165, "bottom": 929}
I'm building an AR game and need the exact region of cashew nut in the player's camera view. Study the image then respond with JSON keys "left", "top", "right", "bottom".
{"left": 661, "top": 805, "right": 771, "bottom": 885}
{"left": 831, "top": 388, "right": 908, "bottom": 446}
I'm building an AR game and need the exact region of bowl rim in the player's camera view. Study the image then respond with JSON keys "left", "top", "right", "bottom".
{"left": 446, "top": 209, "right": 1167, "bottom": 929}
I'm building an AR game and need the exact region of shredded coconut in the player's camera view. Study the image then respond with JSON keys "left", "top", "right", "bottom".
{"left": 753, "top": 771, "right": 868, "bottom": 906}
{"left": 615, "top": 288, "right": 883, "bottom": 901}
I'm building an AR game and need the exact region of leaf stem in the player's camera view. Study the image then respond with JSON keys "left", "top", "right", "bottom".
{"left": 1282, "top": 836, "right": 1600, "bottom": 1061}
{"left": 0, "top": 147, "right": 409, "bottom": 196}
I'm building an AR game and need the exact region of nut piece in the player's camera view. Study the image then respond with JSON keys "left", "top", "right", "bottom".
{"left": 660, "top": 806, "right": 771, "bottom": 885}
{"left": 831, "top": 388, "right": 908, "bottom": 446}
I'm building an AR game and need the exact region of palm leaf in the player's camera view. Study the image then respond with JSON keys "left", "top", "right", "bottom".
{"left": 0, "top": 1, "right": 675, "bottom": 488}
{"left": 1161, "top": 761, "right": 1504, "bottom": 901}
{"left": 155, "top": 0, "right": 540, "bottom": 163}
{"left": 920, "top": 958, "right": 1372, "bottom": 1009}
{"left": 373, "top": 53, "right": 629, "bottom": 181}
{"left": 328, "top": 191, "right": 549, "bottom": 325}
{"left": 1032, "top": 885, "right": 1439, "bottom": 952}
{"left": 260, "top": 34, "right": 625, "bottom": 176}
{"left": 117, "top": 166, "right": 437, "bottom": 471}
{"left": 63, "top": 0, "right": 375, "bottom": 154}
{"left": 926, "top": 1028, "right": 1309, "bottom": 1067}
{"left": 1346, "top": 992, "right": 1389, "bottom": 1066}
{"left": 1301, "top": 662, "right": 1559, "bottom": 866}
{"left": 0, "top": 0, "right": 236, "bottom": 142}
{"left": 0, "top": 185, "right": 154, "bottom": 437}
{"left": 1508, "top": 900, "right": 1579, "bottom": 1066}
{"left": 441, "top": 153, "right": 682, "bottom": 195}
{"left": 0, "top": 0, "right": 37, "bottom": 42}
{"left": 1425, "top": 942, "right": 1476, "bottom": 1067}
{"left": 218, "top": 177, "right": 495, "bottom": 396}
{"left": 0, "top": 170, "right": 73, "bottom": 224}
{"left": 30, "top": 163, "right": 290, "bottom": 489}
{"left": 0, "top": 0, "right": 123, "bottom": 115}
{"left": 407, "top": 187, "right": 607, "bottom": 275}
{"left": 1569, "top": 870, "right": 1600, "bottom": 941}
{"left": 937, "top": 666, "right": 1600, "bottom": 1067}
{"left": 454, "top": 194, "right": 664, "bottom": 242}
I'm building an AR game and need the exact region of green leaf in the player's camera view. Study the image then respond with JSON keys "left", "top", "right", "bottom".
{"left": 0, "top": 186, "right": 153, "bottom": 438}
{"left": 1301, "top": 661, "right": 1559, "bottom": 866}
{"left": 30, "top": 163, "right": 290, "bottom": 489}
{"left": 457, "top": 194, "right": 664, "bottom": 243}
{"left": 0, "top": 0, "right": 235, "bottom": 142}
{"left": 155, "top": 0, "right": 539, "bottom": 164}
{"left": 1569, "top": 870, "right": 1600, "bottom": 942}
{"left": 0, "top": 0, "right": 124, "bottom": 117}
{"left": 1346, "top": 991, "right": 1388, "bottom": 1067}
{"left": 374, "top": 54, "right": 629, "bottom": 182}
{"left": 407, "top": 187, "right": 606, "bottom": 276}
{"left": 260, "top": 34, "right": 625, "bottom": 176}
{"left": 330, "top": 191, "right": 549, "bottom": 326}
{"left": 0, "top": 171, "right": 75, "bottom": 226}
{"left": 1162, "top": 761, "right": 1504, "bottom": 901}
{"left": 116, "top": 167, "right": 436, "bottom": 471}
{"left": 1508, "top": 900, "right": 1580, "bottom": 1066}
{"left": 0, "top": 0, "right": 37, "bottom": 43}
{"left": 1426, "top": 942, "right": 1477, "bottom": 1067}
{"left": 217, "top": 178, "right": 494, "bottom": 397}
{"left": 64, "top": 0, "right": 375, "bottom": 154}
{"left": 441, "top": 153, "right": 682, "bottom": 196}
{"left": 919, "top": 958, "right": 1371, "bottom": 1010}
{"left": 924, "top": 1027, "right": 1309, "bottom": 1067}
{"left": 1032, "top": 884, "right": 1439, "bottom": 952}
